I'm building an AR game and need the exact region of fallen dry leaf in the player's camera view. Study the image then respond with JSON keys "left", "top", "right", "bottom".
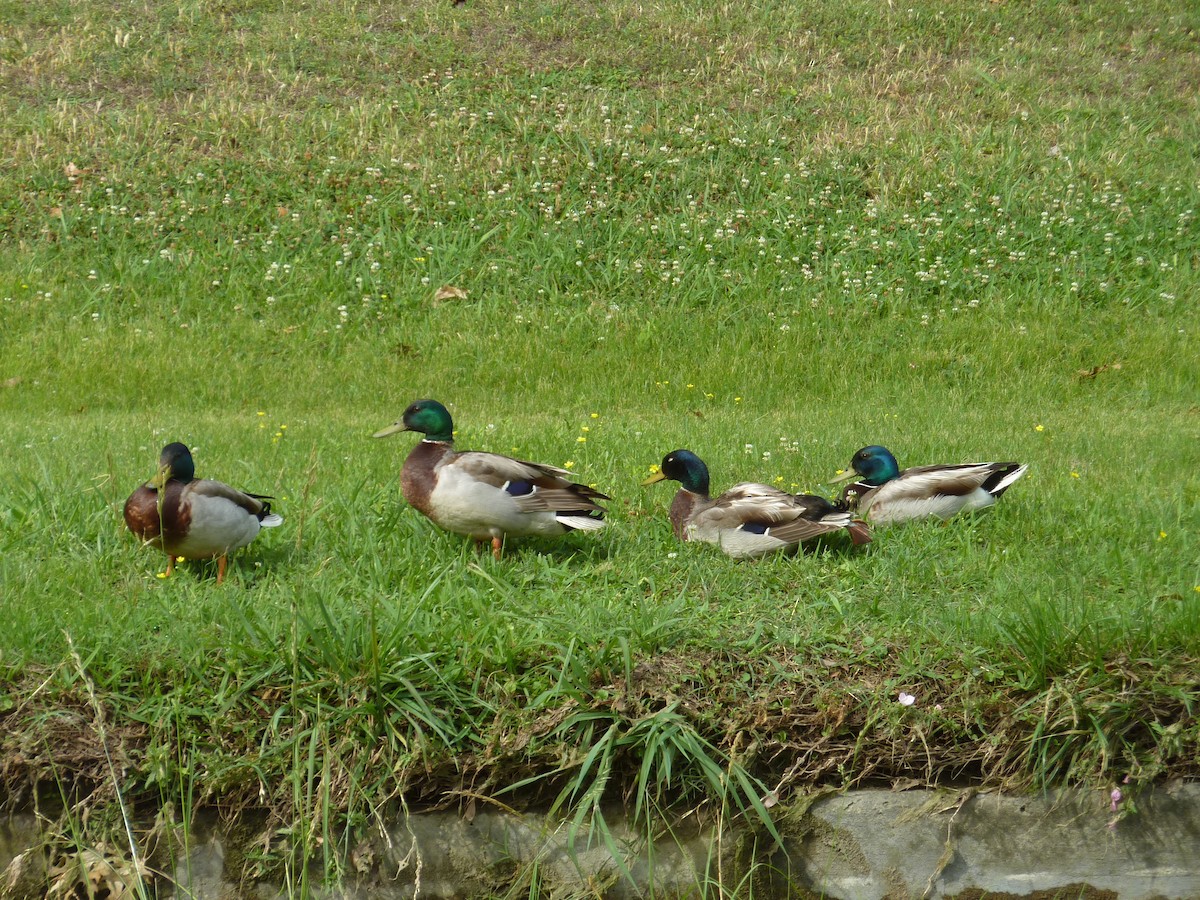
{"left": 1076, "top": 361, "right": 1122, "bottom": 380}
{"left": 433, "top": 285, "right": 470, "bottom": 304}
{"left": 46, "top": 846, "right": 147, "bottom": 900}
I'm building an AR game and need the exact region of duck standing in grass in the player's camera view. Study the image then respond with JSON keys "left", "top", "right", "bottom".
{"left": 373, "top": 399, "right": 609, "bottom": 559}
{"left": 642, "top": 449, "right": 871, "bottom": 559}
{"left": 124, "top": 442, "right": 282, "bottom": 584}
{"left": 830, "top": 445, "right": 1028, "bottom": 525}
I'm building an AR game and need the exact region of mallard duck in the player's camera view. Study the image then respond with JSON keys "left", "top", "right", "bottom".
{"left": 373, "top": 399, "right": 609, "bottom": 559}
{"left": 829, "top": 445, "right": 1028, "bottom": 525}
{"left": 124, "top": 442, "right": 282, "bottom": 583}
{"left": 642, "top": 449, "right": 871, "bottom": 558}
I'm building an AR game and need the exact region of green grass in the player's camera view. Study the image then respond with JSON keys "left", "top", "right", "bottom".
{"left": 1, "top": 0, "right": 1199, "bottom": 893}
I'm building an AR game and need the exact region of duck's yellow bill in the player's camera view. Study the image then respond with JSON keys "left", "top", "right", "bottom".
{"left": 372, "top": 422, "right": 407, "bottom": 439}
{"left": 641, "top": 471, "right": 668, "bottom": 486}
{"left": 828, "top": 469, "right": 859, "bottom": 485}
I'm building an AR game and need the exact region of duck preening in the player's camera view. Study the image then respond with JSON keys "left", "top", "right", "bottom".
{"left": 124, "top": 442, "right": 282, "bottom": 583}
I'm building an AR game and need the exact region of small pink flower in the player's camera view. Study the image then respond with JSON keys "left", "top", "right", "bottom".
{"left": 1110, "top": 788, "right": 1122, "bottom": 812}
{"left": 898, "top": 692, "right": 916, "bottom": 707}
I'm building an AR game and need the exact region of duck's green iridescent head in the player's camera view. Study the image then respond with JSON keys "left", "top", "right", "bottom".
{"left": 373, "top": 399, "right": 455, "bottom": 442}
{"left": 846, "top": 445, "right": 900, "bottom": 486}
{"left": 154, "top": 442, "right": 195, "bottom": 486}
{"left": 642, "top": 449, "right": 710, "bottom": 496}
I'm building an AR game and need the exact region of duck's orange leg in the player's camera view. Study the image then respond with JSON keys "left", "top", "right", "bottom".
{"left": 165, "top": 555, "right": 176, "bottom": 578}
{"left": 491, "top": 536, "right": 503, "bottom": 560}
{"left": 216, "top": 554, "right": 228, "bottom": 585}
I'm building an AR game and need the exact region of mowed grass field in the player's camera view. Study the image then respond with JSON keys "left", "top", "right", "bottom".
{"left": 1, "top": 0, "right": 1198, "bottom": 889}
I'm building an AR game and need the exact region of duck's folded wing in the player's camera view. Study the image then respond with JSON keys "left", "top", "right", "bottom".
{"left": 707, "top": 486, "right": 857, "bottom": 537}
{"left": 751, "top": 515, "right": 848, "bottom": 543}
{"left": 890, "top": 464, "right": 999, "bottom": 498}
{"left": 696, "top": 485, "right": 799, "bottom": 529}
{"left": 451, "top": 451, "right": 564, "bottom": 482}
{"left": 194, "top": 479, "right": 272, "bottom": 516}
{"left": 452, "top": 451, "right": 609, "bottom": 511}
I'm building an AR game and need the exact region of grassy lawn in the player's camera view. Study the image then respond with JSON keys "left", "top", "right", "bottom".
{"left": 1, "top": 0, "right": 1198, "bottom": 891}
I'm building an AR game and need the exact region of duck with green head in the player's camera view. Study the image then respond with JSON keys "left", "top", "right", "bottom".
{"left": 643, "top": 449, "right": 871, "bottom": 558}
{"left": 374, "top": 399, "right": 609, "bottom": 559}
{"left": 124, "top": 442, "right": 283, "bottom": 583}
{"left": 830, "top": 445, "right": 1028, "bottom": 525}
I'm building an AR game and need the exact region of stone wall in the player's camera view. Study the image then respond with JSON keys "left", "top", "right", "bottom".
{"left": 3, "top": 784, "right": 1199, "bottom": 898}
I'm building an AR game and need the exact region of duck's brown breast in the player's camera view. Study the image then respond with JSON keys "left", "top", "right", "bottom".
{"left": 123, "top": 485, "right": 163, "bottom": 544}
{"left": 401, "top": 440, "right": 453, "bottom": 520}
{"left": 668, "top": 490, "right": 701, "bottom": 540}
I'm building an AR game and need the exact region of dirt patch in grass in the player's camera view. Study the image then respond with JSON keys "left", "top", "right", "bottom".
{"left": 0, "top": 686, "right": 146, "bottom": 811}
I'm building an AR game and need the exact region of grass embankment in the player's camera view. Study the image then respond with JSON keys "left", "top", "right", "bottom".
{"left": 1, "top": 0, "right": 1198, "bottom": 890}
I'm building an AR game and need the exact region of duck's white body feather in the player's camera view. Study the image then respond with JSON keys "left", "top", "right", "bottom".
{"left": 426, "top": 462, "right": 593, "bottom": 540}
